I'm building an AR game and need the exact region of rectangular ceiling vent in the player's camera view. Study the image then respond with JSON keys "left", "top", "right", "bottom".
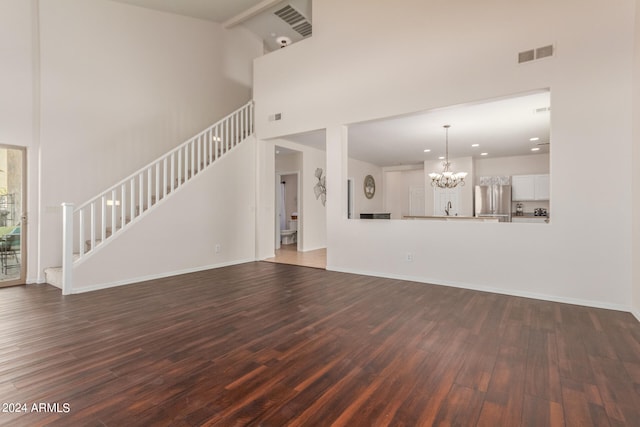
{"left": 518, "top": 49, "right": 535, "bottom": 64}
{"left": 535, "top": 106, "right": 551, "bottom": 113}
{"left": 536, "top": 45, "right": 554, "bottom": 59}
{"left": 274, "top": 5, "right": 313, "bottom": 37}
{"left": 293, "top": 21, "right": 313, "bottom": 37}
{"left": 275, "top": 5, "right": 305, "bottom": 26}
{"left": 518, "top": 44, "right": 554, "bottom": 64}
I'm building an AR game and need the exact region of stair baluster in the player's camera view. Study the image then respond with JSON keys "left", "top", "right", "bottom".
{"left": 57, "top": 101, "right": 254, "bottom": 293}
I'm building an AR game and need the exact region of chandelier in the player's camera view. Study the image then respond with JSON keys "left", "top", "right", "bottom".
{"left": 428, "top": 125, "right": 467, "bottom": 188}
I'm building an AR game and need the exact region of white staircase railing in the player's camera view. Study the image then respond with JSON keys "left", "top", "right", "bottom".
{"left": 60, "top": 101, "right": 254, "bottom": 294}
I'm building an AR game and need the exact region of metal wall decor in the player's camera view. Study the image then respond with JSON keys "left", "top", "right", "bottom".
{"left": 314, "top": 168, "right": 326, "bottom": 206}
{"left": 364, "top": 175, "right": 375, "bottom": 199}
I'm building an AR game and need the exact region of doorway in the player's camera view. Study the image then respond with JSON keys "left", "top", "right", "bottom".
{"left": 266, "top": 143, "right": 326, "bottom": 269}
{"left": 0, "top": 146, "right": 26, "bottom": 287}
{"left": 276, "top": 172, "right": 300, "bottom": 251}
{"left": 267, "top": 170, "right": 327, "bottom": 268}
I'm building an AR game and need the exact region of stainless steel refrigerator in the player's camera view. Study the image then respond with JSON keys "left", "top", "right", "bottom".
{"left": 474, "top": 185, "right": 512, "bottom": 222}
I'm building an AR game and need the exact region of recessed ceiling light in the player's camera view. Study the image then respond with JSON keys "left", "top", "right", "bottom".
{"left": 423, "top": 149, "right": 431, "bottom": 153}
{"left": 471, "top": 144, "right": 480, "bottom": 147}
{"left": 438, "top": 156, "right": 445, "bottom": 160}
{"left": 276, "top": 150, "right": 280, "bottom": 154}
{"left": 531, "top": 147, "right": 540, "bottom": 151}
{"left": 530, "top": 137, "right": 540, "bottom": 142}
{"left": 481, "top": 152, "right": 488, "bottom": 156}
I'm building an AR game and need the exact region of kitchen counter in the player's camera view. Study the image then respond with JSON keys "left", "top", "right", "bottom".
{"left": 403, "top": 216, "right": 500, "bottom": 222}
{"left": 513, "top": 213, "right": 549, "bottom": 219}
{"left": 512, "top": 214, "right": 550, "bottom": 223}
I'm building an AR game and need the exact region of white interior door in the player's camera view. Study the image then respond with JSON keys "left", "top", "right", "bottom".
{"left": 409, "top": 186, "right": 425, "bottom": 216}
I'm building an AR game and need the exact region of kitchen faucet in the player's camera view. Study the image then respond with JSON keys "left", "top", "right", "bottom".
{"left": 445, "top": 201, "right": 452, "bottom": 216}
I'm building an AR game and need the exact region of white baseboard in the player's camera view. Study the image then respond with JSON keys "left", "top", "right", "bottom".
{"left": 71, "top": 258, "right": 255, "bottom": 294}
{"left": 327, "top": 266, "right": 634, "bottom": 316}
{"left": 301, "top": 246, "right": 326, "bottom": 253}
{"left": 632, "top": 307, "right": 640, "bottom": 323}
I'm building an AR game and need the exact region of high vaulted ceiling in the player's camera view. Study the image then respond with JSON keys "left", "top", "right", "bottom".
{"left": 109, "top": 0, "right": 268, "bottom": 23}
{"left": 109, "top": 0, "right": 313, "bottom": 51}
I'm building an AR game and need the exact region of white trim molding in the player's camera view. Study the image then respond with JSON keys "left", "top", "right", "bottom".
{"left": 71, "top": 259, "right": 255, "bottom": 294}
{"left": 327, "top": 266, "right": 634, "bottom": 317}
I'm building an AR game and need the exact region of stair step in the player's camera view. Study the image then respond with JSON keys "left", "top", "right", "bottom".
{"left": 44, "top": 266, "right": 62, "bottom": 288}
{"left": 85, "top": 230, "right": 113, "bottom": 251}
{"left": 44, "top": 254, "right": 80, "bottom": 288}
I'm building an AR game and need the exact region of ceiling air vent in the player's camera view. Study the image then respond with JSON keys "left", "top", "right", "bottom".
{"left": 536, "top": 45, "right": 554, "bottom": 59}
{"left": 534, "top": 106, "right": 551, "bottom": 113}
{"left": 518, "top": 49, "right": 535, "bottom": 63}
{"left": 275, "top": 5, "right": 306, "bottom": 26}
{"left": 293, "top": 21, "right": 312, "bottom": 37}
{"left": 274, "top": 5, "right": 313, "bottom": 38}
{"left": 518, "top": 44, "right": 554, "bottom": 64}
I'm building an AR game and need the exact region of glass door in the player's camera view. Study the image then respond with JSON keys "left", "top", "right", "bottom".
{"left": 0, "top": 146, "right": 26, "bottom": 287}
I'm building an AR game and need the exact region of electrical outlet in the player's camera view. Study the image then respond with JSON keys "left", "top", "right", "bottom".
{"left": 406, "top": 253, "right": 413, "bottom": 262}
{"left": 215, "top": 244, "right": 221, "bottom": 253}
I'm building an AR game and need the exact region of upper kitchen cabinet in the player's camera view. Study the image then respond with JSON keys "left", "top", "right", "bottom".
{"left": 512, "top": 174, "right": 550, "bottom": 201}
{"left": 533, "top": 174, "right": 550, "bottom": 200}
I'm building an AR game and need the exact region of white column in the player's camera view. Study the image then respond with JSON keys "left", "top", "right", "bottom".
{"left": 254, "top": 139, "right": 276, "bottom": 260}
{"left": 631, "top": 0, "right": 640, "bottom": 320}
{"left": 61, "top": 202, "right": 74, "bottom": 295}
{"left": 325, "top": 125, "right": 348, "bottom": 269}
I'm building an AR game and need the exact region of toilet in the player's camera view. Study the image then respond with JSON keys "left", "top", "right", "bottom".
{"left": 280, "top": 218, "right": 298, "bottom": 245}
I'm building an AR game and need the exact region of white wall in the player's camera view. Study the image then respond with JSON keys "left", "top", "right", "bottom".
{"left": 255, "top": 0, "right": 636, "bottom": 311}
{"left": 383, "top": 167, "right": 422, "bottom": 219}
{"left": 474, "top": 153, "right": 550, "bottom": 178}
{"left": 297, "top": 141, "right": 327, "bottom": 251}
{"left": 0, "top": 0, "right": 40, "bottom": 283}
{"left": 72, "top": 138, "right": 257, "bottom": 291}
{"left": 632, "top": 0, "right": 640, "bottom": 320}
{"left": 275, "top": 151, "right": 302, "bottom": 172}
{"left": 35, "top": 0, "right": 262, "bottom": 277}
{"left": 348, "top": 157, "right": 383, "bottom": 216}
{"left": 0, "top": 0, "right": 33, "bottom": 147}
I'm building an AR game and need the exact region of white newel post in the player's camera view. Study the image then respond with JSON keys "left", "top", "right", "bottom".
{"left": 61, "top": 203, "right": 74, "bottom": 295}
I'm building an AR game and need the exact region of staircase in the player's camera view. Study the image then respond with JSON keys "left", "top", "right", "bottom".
{"left": 45, "top": 101, "right": 254, "bottom": 293}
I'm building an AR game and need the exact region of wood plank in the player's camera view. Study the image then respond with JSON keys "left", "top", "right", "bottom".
{"left": 0, "top": 262, "right": 636, "bottom": 425}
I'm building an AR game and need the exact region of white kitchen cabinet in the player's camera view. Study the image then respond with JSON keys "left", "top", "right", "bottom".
{"left": 512, "top": 174, "right": 549, "bottom": 201}
{"left": 512, "top": 217, "right": 548, "bottom": 223}
{"left": 533, "top": 174, "right": 550, "bottom": 200}
{"left": 512, "top": 175, "right": 535, "bottom": 201}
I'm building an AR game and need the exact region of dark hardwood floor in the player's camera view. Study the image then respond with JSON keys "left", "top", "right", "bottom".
{"left": 1, "top": 262, "right": 639, "bottom": 426}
